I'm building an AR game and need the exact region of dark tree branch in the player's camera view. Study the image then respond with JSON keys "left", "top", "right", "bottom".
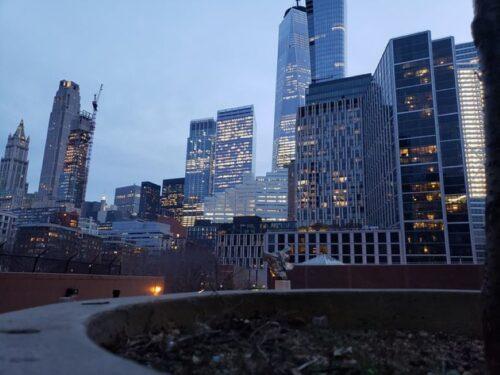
{"left": 472, "top": 0, "right": 500, "bottom": 372}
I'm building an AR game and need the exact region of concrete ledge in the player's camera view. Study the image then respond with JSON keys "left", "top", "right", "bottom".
{"left": 0, "top": 290, "right": 482, "bottom": 375}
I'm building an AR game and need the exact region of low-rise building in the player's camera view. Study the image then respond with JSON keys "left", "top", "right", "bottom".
{"left": 99, "top": 220, "right": 171, "bottom": 257}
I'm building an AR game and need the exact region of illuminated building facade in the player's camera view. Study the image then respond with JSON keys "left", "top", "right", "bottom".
{"left": 363, "top": 31, "right": 474, "bottom": 264}
{"left": 455, "top": 42, "right": 486, "bottom": 262}
{"left": 114, "top": 184, "right": 141, "bottom": 218}
{"left": 160, "top": 178, "right": 184, "bottom": 223}
{"left": 57, "top": 112, "right": 94, "bottom": 208}
{"left": 0, "top": 120, "right": 29, "bottom": 209}
{"left": 204, "top": 171, "right": 288, "bottom": 224}
{"left": 272, "top": 5, "right": 311, "bottom": 170}
{"left": 13, "top": 223, "right": 102, "bottom": 264}
{"left": 306, "top": 0, "right": 346, "bottom": 82}
{"left": 138, "top": 181, "right": 160, "bottom": 221}
{"left": 38, "top": 80, "right": 81, "bottom": 204}
{"left": 296, "top": 75, "right": 371, "bottom": 228}
{"left": 183, "top": 118, "right": 216, "bottom": 203}
{"left": 255, "top": 169, "right": 289, "bottom": 222}
{"left": 213, "top": 106, "right": 256, "bottom": 193}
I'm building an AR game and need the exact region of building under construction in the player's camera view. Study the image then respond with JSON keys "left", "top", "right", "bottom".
{"left": 57, "top": 85, "right": 102, "bottom": 209}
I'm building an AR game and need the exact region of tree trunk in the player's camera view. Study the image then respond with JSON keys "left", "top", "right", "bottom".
{"left": 472, "top": 1, "right": 500, "bottom": 372}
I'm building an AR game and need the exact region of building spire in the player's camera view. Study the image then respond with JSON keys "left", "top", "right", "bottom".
{"left": 14, "top": 119, "right": 26, "bottom": 140}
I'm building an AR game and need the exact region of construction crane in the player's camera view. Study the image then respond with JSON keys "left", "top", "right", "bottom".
{"left": 92, "top": 84, "right": 103, "bottom": 120}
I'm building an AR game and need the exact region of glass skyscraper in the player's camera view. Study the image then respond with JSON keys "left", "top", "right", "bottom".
{"left": 296, "top": 74, "right": 371, "bottom": 228}
{"left": 38, "top": 80, "right": 81, "bottom": 205}
{"left": 213, "top": 106, "right": 256, "bottom": 193}
{"left": 455, "top": 42, "right": 486, "bottom": 262}
{"left": 306, "top": 0, "right": 346, "bottom": 82}
{"left": 57, "top": 112, "right": 95, "bottom": 209}
{"left": 272, "top": 5, "right": 311, "bottom": 170}
{"left": 114, "top": 184, "right": 141, "bottom": 218}
{"left": 183, "top": 118, "right": 216, "bottom": 203}
{"left": 363, "top": 31, "right": 474, "bottom": 264}
{"left": 139, "top": 181, "right": 161, "bottom": 221}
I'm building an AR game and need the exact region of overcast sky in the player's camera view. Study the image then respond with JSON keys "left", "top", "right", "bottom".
{"left": 0, "top": 0, "right": 474, "bottom": 202}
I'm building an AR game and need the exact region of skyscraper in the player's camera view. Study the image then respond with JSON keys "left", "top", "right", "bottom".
{"left": 363, "top": 31, "right": 474, "bottom": 264}
{"left": 306, "top": 0, "right": 346, "bottom": 82}
{"left": 0, "top": 120, "right": 29, "bottom": 209}
{"left": 183, "top": 118, "right": 216, "bottom": 203}
{"left": 160, "top": 178, "right": 184, "bottom": 222}
{"left": 296, "top": 74, "right": 371, "bottom": 228}
{"left": 114, "top": 184, "right": 141, "bottom": 218}
{"left": 38, "top": 80, "right": 81, "bottom": 204}
{"left": 213, "top": 106, "right": 256, "bottom": 193}
{"left": 138, "top": 181, "right": 161, "bottom": 221}
{"left": 455, "top": 42, "right": 486, "bottom": 262}
{"left": 57, "top": 112, "right": 95, "bottom": 208}
{"left": 272, "top": 5, "right": 311, "bottom": 170}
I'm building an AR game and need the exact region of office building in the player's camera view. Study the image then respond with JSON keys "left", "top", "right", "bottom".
{"left": 38, "top": 80, "right": 81, "bottom": 204}
{"left": 57, "top": 112, "right": 95, "bottom": 208}
{"left": 306, "top": 0, "right": 346, "bottom": 82}
{"left": 12, "top": 206, "right": 79, "bottom": 228}
{"left": 0, "top": 211, "right": 17, "bottom": 252}
{"left": 455, "top": 42, "right": 486, "bottom": 262}
{"left": 287, "top": 160, "right": 297, "bottom": 221}
{"left": 363, "top": 31, "right": 474, "bottom": 264}
{"left": 160, "top": 178, "right": 184, "bottom": 222}
{"left": 296, "top": 74, "right": 371, "bottom": 228}
{"left": 213, "top": 106, "right": 256, "bottom": 193}
{"left": 181, "top": 202, "right": 204, "bottom": 227}
{"left": 81, "top": 201, "right": 101, "bottom": 221}
{"left": 13, "top": 223, "right": 102, "bottom": 265}
{"left": 138, "top": 181, "right": 161, "bottom": 221}
{"left": 114, "top": 185, "right": 141, "bottom": 218}
{"left": 272, "top": 5, "right": 311, "bottom": 169}
{"left": 0, "top": 120, "right": 29, "bottom": 210}
{"left": 204, "top": 172, "right": 288, "bottom": 223}
{"left": 255, "top": 169, "right": 289, "bottom": 222}
{"left": 99, "top": 220, "right": 171, "bottom": 257}
{"left": 184, "top": 118, "right": 216, "bottom": 203}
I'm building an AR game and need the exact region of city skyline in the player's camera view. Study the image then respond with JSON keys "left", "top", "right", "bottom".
{"left": 0, "top": 0, "right": 474, "bottom": 201}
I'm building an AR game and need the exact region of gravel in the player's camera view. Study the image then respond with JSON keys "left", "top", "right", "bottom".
{"left": 107, "top": 312, "right": 485, "bottom": 374}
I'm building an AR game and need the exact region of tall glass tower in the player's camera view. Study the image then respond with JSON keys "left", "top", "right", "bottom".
{"left": 455, "top": 42, "right": 486, "bottom": 262}
{"left": 213, "top": 106, "right": 256, "bottom": 193}
{"left": 57, "top": 112, "right": 95, "bottom": 209}
{"left": 306, "top": 0, "right": 346, "bottom": 82}
{"left": 38, "top": 80, "right": 81, "bottom": 204}
{"left": 183, "top": 118, "right": 216, "bottom": 203}
{"left": 272, "top": 5, "right": 311, "bottom": 170}
{"left": 363, "top": 31, "right": 474, "bottom": 264}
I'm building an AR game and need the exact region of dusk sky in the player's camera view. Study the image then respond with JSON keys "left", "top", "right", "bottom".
{"left": 0, "top": 0, "right": 474, "bottom": 202}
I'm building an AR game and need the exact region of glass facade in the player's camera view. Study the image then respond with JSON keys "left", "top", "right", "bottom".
{"left": 38, "top": 80, "right": 81, "bottom": 204}
{"left": 272, "top": 6, "right": 311, "bottom": 170}
{"left": 306, "top": 0, "right": 346, "bottom": 82}
{"left": 183, "top": 118, "right": 216, "bottom": 203}
{"left": 363, "top": 31, "right": 474, "bottom": 264}
{"left": 160, "top": 178, "right": 184, "bottom": 222}
{"left": 213, "top": 106, "right": 256, "bottom": 193}
{"left": 455, "top": 42, "right": 486, "bottom": 262}
{"left": 204, "top": 171, "right": 288, "bottom": 224}
{"left": 296, "top": 75, "right": 371, "bottom": 228}
{"left": 57, "top": 112, "right": 94, "bottom": 209}
{"left": 138, "top": 181, "right": 161, "bottom": 221}
{"left": 114, "top": 184, "right": 141, "bottom": 218}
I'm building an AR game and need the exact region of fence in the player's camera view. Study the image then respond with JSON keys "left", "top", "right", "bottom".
{"left": 0, "top": 253, "right": 122, "bottom": 275}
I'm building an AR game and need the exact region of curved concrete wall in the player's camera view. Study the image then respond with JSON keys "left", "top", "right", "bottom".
{"left": 0, "top": 290, "right": 482, "bottom": 375}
